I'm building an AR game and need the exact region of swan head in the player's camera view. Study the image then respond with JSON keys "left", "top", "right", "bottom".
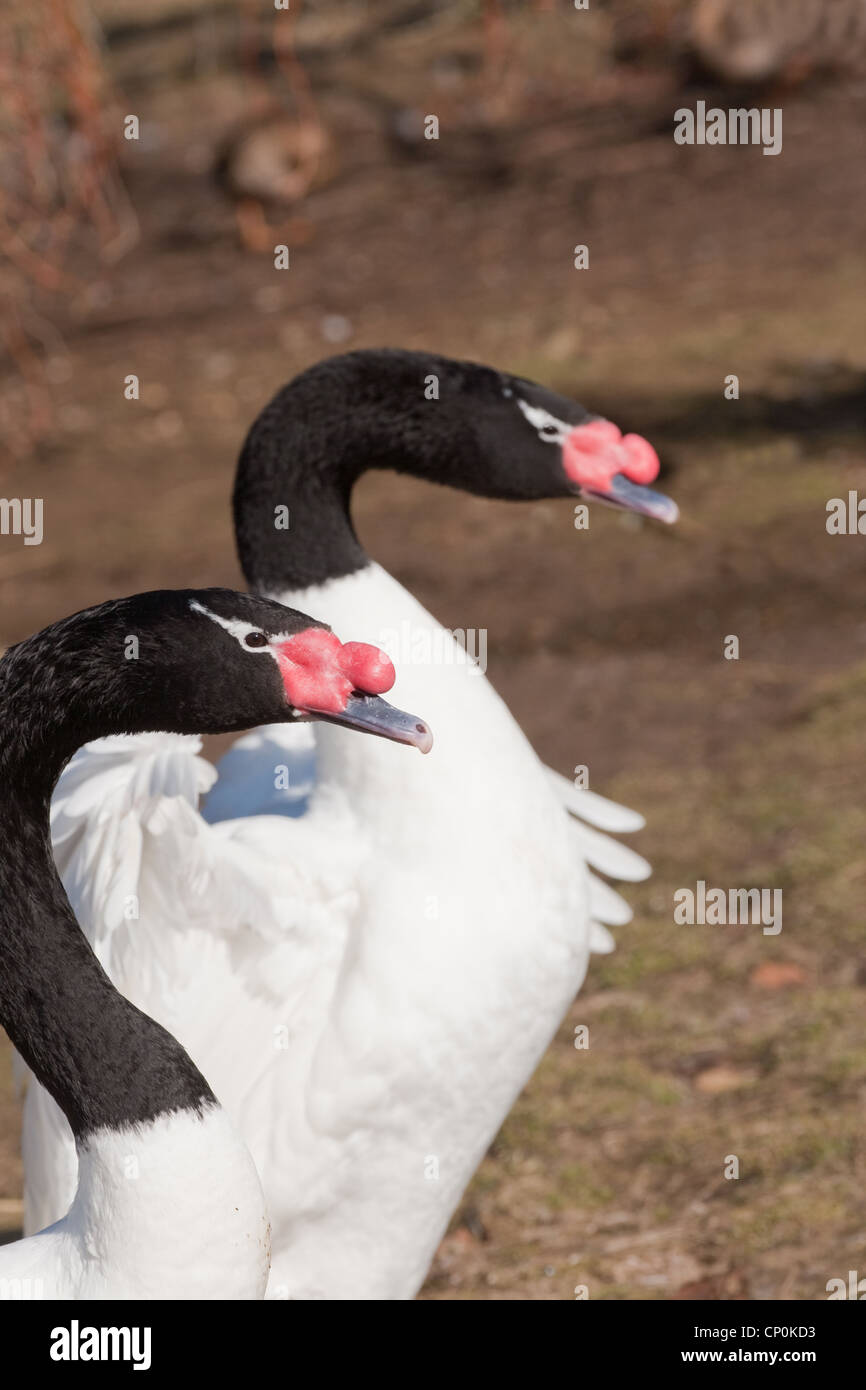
{"left": 185, "top": 590, "right": 433, "bottom": 752}
{"left": 237, "top": 349, "right": 679, "bottom": 530}
{"left": 1, "top": 588, "right": 432, "bottom": 759}
{"left": 458, "top": 363, "right": 680, "bottom": 524}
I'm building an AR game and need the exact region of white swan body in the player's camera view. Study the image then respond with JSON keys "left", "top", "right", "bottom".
{"left": 4, "top": 1108, "right": 269, "bottom": 1299}
{"left": 24, "top": 564, "right": 648, "bottom": 1299}
{"left": 7, "top": 584, "right": 425, "bottom": 1300}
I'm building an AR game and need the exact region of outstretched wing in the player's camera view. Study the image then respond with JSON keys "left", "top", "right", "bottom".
{"left": 25, "top": 730, "right": 353, "bottom": 1235}
{"left": 545, "top": 767, "right": 651, "bottom": 954}
{"left": 50, "top": 733, "right": 217, "bottom": 974}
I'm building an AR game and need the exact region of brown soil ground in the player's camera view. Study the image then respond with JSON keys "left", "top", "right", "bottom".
{"left": 1, "top": 4, "right": 864, "bottom": 1299}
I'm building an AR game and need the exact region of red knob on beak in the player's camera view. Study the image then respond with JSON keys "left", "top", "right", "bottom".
{"left": 619, "top": 433, "right": 660, "bottom": 485}
{"left": 275, "top": 629, "right": 396, "bottom": 714}
{"left": 563, "top": 420, "right": 660, "bottom": 490}
{"left": 337, "top": 642, "right": 395, "bottom": 695}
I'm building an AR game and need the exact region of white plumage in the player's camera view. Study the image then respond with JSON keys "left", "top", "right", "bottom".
{"left": 5, "top": 1107, "right": 269, "bottom": 1299}
{"left": 23, "top": 563, "right": 650, "bottom": 1298}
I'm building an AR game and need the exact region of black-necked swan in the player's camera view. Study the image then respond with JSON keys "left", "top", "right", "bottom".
{"left": 22, "top": 350, "right": 677, "bottom": 1300}
{"left": 0, "top": 586, "right": 429, "bottom": 1298}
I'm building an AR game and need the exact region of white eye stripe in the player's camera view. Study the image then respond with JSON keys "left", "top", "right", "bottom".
{"left": 189, "top": 600, "right": 292, "bottom": 654}
{"left": 516, "top": 399, "right": 571, "bottom": 443}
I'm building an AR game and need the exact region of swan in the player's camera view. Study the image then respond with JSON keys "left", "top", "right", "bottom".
{"left": 1, "top": 586, "right": 429, "bottom": 1298}
{"left": 22, "top": 350, "right": 677, "bottom": 1299}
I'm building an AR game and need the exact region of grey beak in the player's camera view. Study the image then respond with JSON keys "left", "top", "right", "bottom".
{"left": 304, "top": 693, "right": 433, "bottom": 753}
{"left": 586, "top": 473, "right": 680, "bottom": 525}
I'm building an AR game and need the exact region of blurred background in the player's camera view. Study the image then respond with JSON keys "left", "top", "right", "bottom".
{"left": 1, "top": 0, "right": 864, "bottom": 1299}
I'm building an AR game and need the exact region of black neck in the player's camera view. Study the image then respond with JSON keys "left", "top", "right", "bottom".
{"left": 233, "top": 350, "right": 492, "bottom": 593}
{"left": 0, "top": 643, "right": 213, "bottom": 1140}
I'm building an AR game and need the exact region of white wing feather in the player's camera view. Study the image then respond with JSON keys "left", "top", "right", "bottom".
{"left": 546, "top": 766, "right": 646, "bottom": 832}
{"left": 544, "top": 765, "right": 650, "bottom": 955}
{"left": 24, "top": 730, "right": 357, "bottom": 1236}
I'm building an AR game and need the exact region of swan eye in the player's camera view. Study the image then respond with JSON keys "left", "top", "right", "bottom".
{"left": 243, "top": 631, "right": 268, "bottom": 649}
{"left": 516, "top": 399, "right": 569, "bottom": 442}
